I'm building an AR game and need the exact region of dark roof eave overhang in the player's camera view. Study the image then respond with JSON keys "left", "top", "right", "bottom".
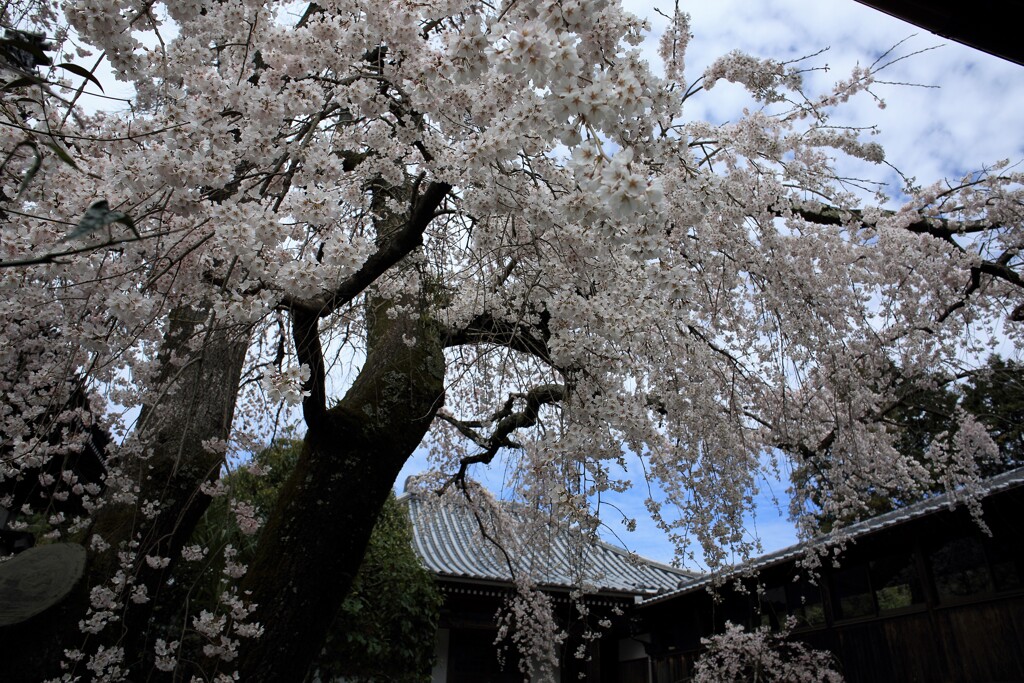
{"left": 637, "top": 466, "right": 1024, "bottom": 608}
{"left": 434, "top": 574, "right": 666, "bottom": 601}
{"left": 853, "top": 0, "right": 1024, "bottom": 67}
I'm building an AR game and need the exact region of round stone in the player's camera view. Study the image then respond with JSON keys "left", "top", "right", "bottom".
{"left": 0, "top": 543, "right": 86, "bottom": 627}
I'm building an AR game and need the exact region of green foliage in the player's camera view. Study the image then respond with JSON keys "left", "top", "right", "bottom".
{"left": 317, "top": 493, "right": 443, "bottom": 683}
{"left": 962, "top": 356, "right": 1024, "bottom": 470}
{"left": 884, "top": 355, "right": 1024, "bottom": 476}
{"left": 885, "top": 377, "right": 959, "bottom": 473}
{"left": 186, "top": 439, "right": 441, "bottom": 682}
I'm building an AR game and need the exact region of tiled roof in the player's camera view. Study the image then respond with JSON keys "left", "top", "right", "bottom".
{"left": 640, "top": 466, "right": 1024, "bottom": 607}
{"left": 401, "top": 486, "right": 695, "bottom": 597}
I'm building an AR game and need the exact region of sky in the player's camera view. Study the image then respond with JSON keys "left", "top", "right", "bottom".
{"left": 640, "top": 0, "right": 1024, "bottom": 189}
{"left": 399, "top": 0, "right": 1024, "bottom": 568}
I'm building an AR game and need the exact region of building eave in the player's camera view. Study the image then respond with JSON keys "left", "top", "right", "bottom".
{"left": 853, "top": 0, "right": 1024, "bottom": 66}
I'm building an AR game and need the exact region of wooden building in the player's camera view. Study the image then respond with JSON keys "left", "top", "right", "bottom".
{"left": 401, "top": 483, "right": 694, "bottom": 683}
{"left": 636, "top": 467, "right": 1024, "bottom": 683}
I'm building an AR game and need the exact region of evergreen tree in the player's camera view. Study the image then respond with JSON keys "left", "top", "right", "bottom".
{"left": 962, "top": 356, "right": 1024, "bottom": 469}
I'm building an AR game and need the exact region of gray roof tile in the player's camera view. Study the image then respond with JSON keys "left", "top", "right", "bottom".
{"left": 402, "top": 489, "right": 694, "bottom": 596}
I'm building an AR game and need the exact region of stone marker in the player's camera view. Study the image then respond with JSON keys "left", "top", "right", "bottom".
{"left": 0, "top": 543, "right": 86, "bottom": 627}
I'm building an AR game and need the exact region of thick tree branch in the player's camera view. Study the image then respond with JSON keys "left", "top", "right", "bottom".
{"left": 290, "top": 306, "right": 328, "bottom": 428}
{"left": 435, "top": 411, "right": 495, "bottom": 447}
{"left": 282, "top": 178, "right": 450, "bottom": 429}
{"left": 977, "top": 258, "right": 1024, "bottom": 289}
{"left": 793, "top": 203, "right": 994, "bottom": 242}
{"left": 443, "top": 310, "right": 555, "bottom": 367}
{"left": 283, "top": 180, "right": 451, "bottom": 316}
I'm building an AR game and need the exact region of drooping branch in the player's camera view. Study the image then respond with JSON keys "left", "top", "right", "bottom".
{"left": 4, "top": 304, "right": 253, "bottom": 681}
{"left": 438, "top": 383, "right": 565, "bottom": 494}
{"left": 795, "top": 202, "right": 1024, "bottom": 323}
{"left": 770, "top": 366, "right": 979, "bottom": 476}
{"left": 794, "top": 203, "right": 1022, "bottom": 282}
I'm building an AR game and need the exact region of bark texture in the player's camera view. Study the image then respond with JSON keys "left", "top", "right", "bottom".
{"left": 2, "top": 304, "right": 250, "bottom": 681}
{"left": 236, "top": 297, "right": 445, "bottom": 682}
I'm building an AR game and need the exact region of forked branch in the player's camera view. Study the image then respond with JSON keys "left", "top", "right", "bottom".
{"left": 438, "top": 383, "right": 565, "bottom": 494}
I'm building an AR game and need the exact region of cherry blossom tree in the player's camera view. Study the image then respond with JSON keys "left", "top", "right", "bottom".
{"left": 1, "top": 0, "right": 1022, "bottom": 680}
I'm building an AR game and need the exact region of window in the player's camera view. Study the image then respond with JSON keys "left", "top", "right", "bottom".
{"left": 832, "top": 565, "right": 874, "bottom": 619}
{"left": 929, "top": 536, "right": 993, "bottom": 601}
{"left": 747, "top": 580, "right": 825, "bottom": 631}
{"left": 786, "top": 580, "right": 826, "bottom": 628}
{"left": 870, "top": 552, "right": 924, "bottom": 613}
{"left": 987, "top": 537, "right": 1024, "bottom": 592}
{"left": 757, "top": 586, "right": 788, "bottom": 629}
{"left": 448, "top": 628, "right": 521, "bottom": 683}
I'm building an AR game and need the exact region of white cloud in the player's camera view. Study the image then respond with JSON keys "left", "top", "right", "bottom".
{"left": 630, "top": 0, "right": 1024, "bottom": 194}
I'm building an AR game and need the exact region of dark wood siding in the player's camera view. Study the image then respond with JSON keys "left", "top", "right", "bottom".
{"left": 639, "top": 483, "right": 1024, "bottom": 683}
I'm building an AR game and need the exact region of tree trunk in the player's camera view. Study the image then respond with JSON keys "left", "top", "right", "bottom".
{"left": 236, "top": 296, "right": 445, "bottom": 682}
{"left": 1, "top": 304, "right": 250, "bottom": 681}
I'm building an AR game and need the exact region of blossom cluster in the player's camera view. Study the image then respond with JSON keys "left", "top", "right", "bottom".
{"left": 693, "top": 621, "right": 845, "bottom": 683}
